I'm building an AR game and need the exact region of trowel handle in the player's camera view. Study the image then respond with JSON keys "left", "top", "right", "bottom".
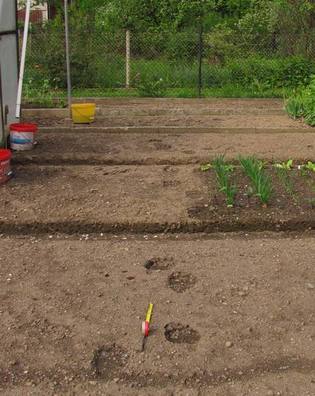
{"left": 146, "top": 303, "right": 153, "bottom": 323}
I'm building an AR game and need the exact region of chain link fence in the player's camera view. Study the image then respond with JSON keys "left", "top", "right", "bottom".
{"left": 22, "top": 19, "right": 315, "bottom": 105}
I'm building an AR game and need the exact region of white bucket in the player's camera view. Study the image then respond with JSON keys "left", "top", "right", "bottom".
{"left": 9, "top": 123, "right": 38, "bottom": 151}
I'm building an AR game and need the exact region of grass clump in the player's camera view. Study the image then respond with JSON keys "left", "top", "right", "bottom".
{"left": 239, "top": 156, "right": 273, "bottom": 206}
{"left": 212, "top": 156, "right": 237, "bottom": 208}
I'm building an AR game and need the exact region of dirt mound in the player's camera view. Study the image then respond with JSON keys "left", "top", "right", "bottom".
{"left": 168, "top": 271, "right": 196, "bottom": 293}
{"left": 164, "top": 322, "right": 200, "bottom": 344}
{"left": 144, "top": 257, "right": 174, "bottom": 271}
{"left": 91, "top": 344, "right": 128, "bottom": 379}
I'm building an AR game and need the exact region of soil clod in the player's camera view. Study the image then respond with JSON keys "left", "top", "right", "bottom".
{"left": 168, "top": 271, "right": 196, "bottom": 293}
{"left": 164, "top": 322, "right": 200, "bottom": 344}
{"left": 91, "top": 344, "right": 128, "bottom": 379}
{"left": 144, "top": 257, "right": 174, "bottom": 271}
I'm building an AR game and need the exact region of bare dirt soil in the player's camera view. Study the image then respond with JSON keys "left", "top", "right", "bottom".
{"left": 1, "top": 236, "right": 315, "bottom": 396}
{"left": 2, "top": 99, "right": 315, "bottom": 395}
{"left": 0, "top": 164, "right": 315, "bottom": 235}
{"left": 13, "top": 131, "right": 315, "bottom": 166}
{"left": 25, "top": 98, "right": 306, "bottom": 129}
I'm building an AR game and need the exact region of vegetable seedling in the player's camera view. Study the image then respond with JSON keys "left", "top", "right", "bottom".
{"left": 274, "top": 159, "right": 293, "bottom": 171}
{"left": 305, "top": 161, "right": 315, "bottom": 173}
{"left": 239, "top": 156, "right": 273, "bottom": 206}
{"left": 200, "top": 163, "right": 212, "bottom": 172}
{"left": 275, "top": 167, "right": 298, "bottom": 204}
{"left": 212, "top": 156, "right": 237, "bottom": 208}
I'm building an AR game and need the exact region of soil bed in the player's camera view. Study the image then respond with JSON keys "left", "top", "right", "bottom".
{"left": 188, "top": 167, "right": 315, "bottom": 232}
{"left": 0, "top": 164, "right": 314, "bottom": 235}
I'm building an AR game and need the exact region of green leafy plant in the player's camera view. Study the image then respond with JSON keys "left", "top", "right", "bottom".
{"left": 305, "top": 161, "right": 315, "bottom": 172}
{"left": 136, "top": 76, "right": 166, "bottom": 97}
{"left": 273, "top": 160, "right": 298, "bottom": 202}
{"left": 299, "top": 161, "right": 315, "bottom": 177}
{"left": 23, "top": 78, "right": 57, "bottom": 108}
{"left": 239, "top": 156, "right": 273, "bottom": 206}
{"left": 274, "top": 159, "right": 293, "bottom": 171}
{"left": 212, "top": 156, "right": 237, "bottom": 208}
{"left": 285, "top": 76, "right": 315, "bottom": 126}
{"left": 200, "top": 163, "right": 212, "bottom": 172}
{"left": 285, "top": 95, "right": 305, "bottom": 119}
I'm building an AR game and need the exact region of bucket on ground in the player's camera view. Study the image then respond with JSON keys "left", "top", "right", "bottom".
{"left": 0, "top": 149, "right": 12, "bottom": 184}
{"left": 9, "top": 123, "right": 38, "bottom": 151}
{"left": 71, "top": 103, "right": 96, "bottom": 124}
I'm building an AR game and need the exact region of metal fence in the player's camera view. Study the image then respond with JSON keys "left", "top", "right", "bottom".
{"left": 23, "top": 25, "right": 315, "bottom": 104}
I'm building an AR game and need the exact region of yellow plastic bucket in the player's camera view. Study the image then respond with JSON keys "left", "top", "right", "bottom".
{"left": 71, "top": 103, "right": 96, "bottom": 124}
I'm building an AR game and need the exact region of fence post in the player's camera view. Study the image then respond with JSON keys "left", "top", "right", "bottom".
{"left": 126, "top": 30, "right": 131, "bottom": 89}
{"left": 198, "top": 23, "right": 203, "bottom": 98}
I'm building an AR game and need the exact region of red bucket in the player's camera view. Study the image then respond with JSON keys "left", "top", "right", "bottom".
{"left": 0, "top": 149, "right": 12, "bottom": 184}
{"left": 9, "top": 123, "right": 38, "bottom": 151}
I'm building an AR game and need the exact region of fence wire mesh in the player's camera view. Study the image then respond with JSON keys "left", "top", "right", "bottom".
{"left": 23, "top": 23, "right": 315, "bottom": 105}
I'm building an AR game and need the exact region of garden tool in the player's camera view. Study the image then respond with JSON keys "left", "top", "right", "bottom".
{"left": 141, "top": 303, "right": 154, "bottom": 351}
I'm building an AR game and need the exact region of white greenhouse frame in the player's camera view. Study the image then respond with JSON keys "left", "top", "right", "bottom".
{"left": 0, "top": 0, "right": 19, "bottom": 144}
{"left": 0, "top": 0, "right": 72, "bottom": 146}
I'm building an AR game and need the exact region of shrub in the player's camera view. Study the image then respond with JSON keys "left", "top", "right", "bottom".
{"left": 202, "top": 56, "right": 315, "bottom": 90}
{"left": 277, "top": 56, "right": 315, "bottom": 88}
{"left": 136, "top": 76, "right": 166, "bottom": 97}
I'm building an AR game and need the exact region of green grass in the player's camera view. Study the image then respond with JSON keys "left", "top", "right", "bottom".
{"left": 22, "top": 85, "right": 290, "bottom": 108}
{"left": 24, "top": 53, "right": 306, "bottom": 106}
{"left": 72, "top": 86, "right": 288, "bottom": 98}
{"left": 239, "top": 156, "right": 273, "bottom": 206}
{"left": 212, "top": 155, "right": 237, "bottom": 208}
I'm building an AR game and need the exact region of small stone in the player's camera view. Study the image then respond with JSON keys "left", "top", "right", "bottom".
{"left": 267, "top": 391, "right": 274, "bottom": 396}
{"left": 225, "top": 341, "right": 233, "bottom": 348}
{"left": 89, "top": 381, "right": 97, "bottom": 385}
{"left": 306, "top": 283, "right": 314, "bottom": 290}
{"left": 113, "top": 378, "right": 119, "bottom": 383}
{"left": 144, "top": 259, "right": 154, "bottom": 269}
